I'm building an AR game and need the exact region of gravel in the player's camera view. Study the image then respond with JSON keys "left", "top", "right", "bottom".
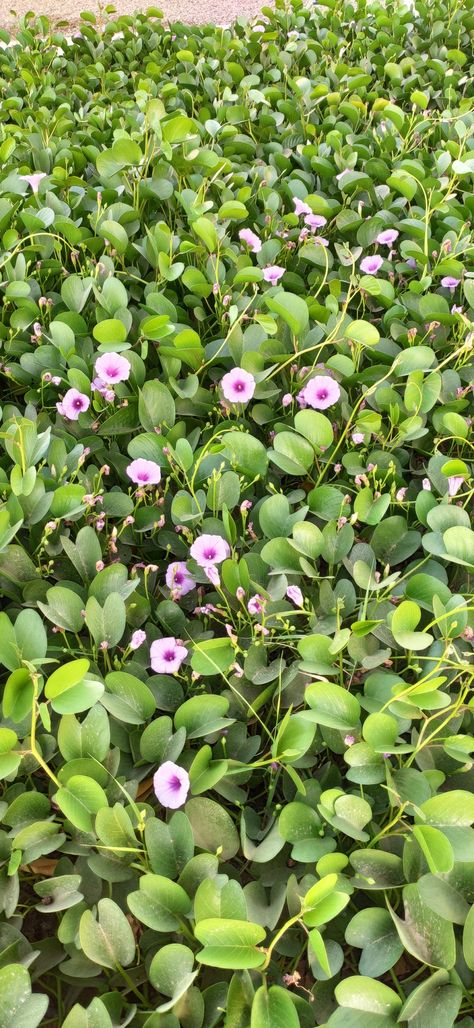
{"left": 0, "top": 0, "right": 272, "bottom": 31}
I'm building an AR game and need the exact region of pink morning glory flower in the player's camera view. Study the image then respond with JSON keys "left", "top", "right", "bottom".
{"left": 153, "top": 760, "right": 190, "bottom": 809}
{"left": 19, "top": 172, "right": 47, "bottom": 193}
{"left": 190, "top": 534, "right": 230, "bottom": 567}
{"left": 205, "top": 565, "right": 220, "bottom": 587}
{"left": 150, "top": 637, "right": 188, "bottom": 674}
{"left": 282, "top": 393, "right": 292, "bottom": 407}
{"left": 344, "top": 734, "right": 355, "bottom": 746}
{"left": 166, "top": 561, "right": 196, "bottom": 596}
{"left": 286, "top": 585, "right": 303, "bottom": 607}
{"left": 352, "top": 432, "right": 365, "bottom": 444}
{"left": 221, "top": 367, "right": 256, "bottom": 404}
{"left": 441, "top": 276, "right": 460, "bottom": 290}
{"left": 360, "top": 255, "right": 384, "bottom": 275}
{"left": 406, "top": 258, "right": 417, "bottom": 269}
{"left": 248, "top": 594, "right": 265, "bottom": 615}
{"left": 239, "top": 228, "right": 262, "bottom": 253}
{"left": 448, "top": 476, "right": 464, "bottom": 497}
{"left": 313, "top": 236, "right": 329, "bottom": 247}
{"left": 263, "top": 265, "right": 285, "bottom": 286}
{"left": 302, "top": 375, "right": 340, "bottom": 410}
{"left": 293, "top": 197, "right": 312, "bottom": 216}
{"left": 95, "top": 352, "right": 131, "bottom": 385}
{"left": 422, "top": 478, "right": 431, "bottom": 491}
{"left": 376, "top": 229, "right": 399, "bottom": 246}
{"left": 126, "top": 459, "right": 161, "bottom": 485}
{"left": 130, "top": 629, "right": 147, "bottom": 650}
{"left": 304, "top": 213, "right": 327, "bottom": 231}
{"left": 56, "top": 388, "right": 90, "bottom": 420}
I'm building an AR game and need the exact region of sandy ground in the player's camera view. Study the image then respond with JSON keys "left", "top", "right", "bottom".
{"left": 0, "top": 0, "right": 271, "bottom": 31}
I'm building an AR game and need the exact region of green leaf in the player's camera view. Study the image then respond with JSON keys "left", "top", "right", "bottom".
{"left": 79, "top": 899, "right": 135, "bottom": 969}
{"left": 190, "top": 638, "right": 234, "bottom": 678}
{"left": 264, "top": 291, "right": 309, "bottom": 335}
{"left": 185, "top": 798, "right": 239, "bottom": 859}
{"left": 344, "top": 320, "right": 380, "bottom": 346}
{"left": 412, "top": 826, "right": 454, "bottom": 873}
{"left": 388, "top": 884, "right": 456, "bottom": 969}
{"left": 55, "top": 775, "right": 108, "bottom": 834}
{"left": 0, "top": 964, "right": 48, "bottom": 1028}
{"left": 128, "top": 874, "right": 191, "bottom": 931}
{"left": 463, "top": 903, "right": 474, "bottom": 970}
{"left": 335, "top": 976, "right": 402, "bottom": 1016}
{"left": 101, "top": 672, "right": 155, "bottom": 724}
{"left": 138, "top": 380, "right": 175, "bottom": 430}
{"left": 391, "top": 600, "right": 433, "bottom": 650}
{"left": 250, "top": 985, "right": 299, "bottom": 1028}
{"left": 62, "top": 999, "right": 114, "bottom": 1028}
{"left": 195, "top": 918, "right": 266, "bottom": 969}
{"left": 304, "top": 680, "right": 360, "bottom": 729}
{"left": 398, "top": 970, "right": 462, "bottom": 1028}
{"left": 148, "top": 944, "right": 198, "bottom": 1012}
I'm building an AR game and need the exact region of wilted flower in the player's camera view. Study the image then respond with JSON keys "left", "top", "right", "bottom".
{"left": 205, "top": 565, "right": 221, "bottom": 587}
{"left": 248, "top": 594, "right": 265, "bottom": 615}
{"left": 19, "top": 172, "right": 47, "bottom": 193}
{"left": 150, "top": 637, "right": 188, "bottom": 674}
{"left": 376, "top": 229, "right": 399, "bottom": 246}
{"left": 282, "top": 393, "right": 292, "bottom": 407}
{"left": 56, "top": 389, "right": 90, "bottom": 420}
{"left": 304, "top": 213, "right": 327, "bottom": 231}
{"left": 448, "top": 476, "right": 464, "bottom": 497}
{"left": 166, "top": 561, "right": 196, "bottom": 596}
{"left": 396, "top": 487, "right": 407, "bottom": 501}
{"left": 302, "top": 375, "right": 340, "bottom": 410}
{"left": 263, "top": 265, "right": 285, "bottom": 286}
{"left": 126, "top": 459, "right": 161, "bottom": 486}
{"left": 130, "top": 629, "right": 146, "bottom": 650}
{"left": 441, "top": 276, "right": 460, "bottom": 290}
{"left": 293, "top": 197, "right": 312, "bottom": 216}
{"left": 221, "top": 367, "right": 256, "bottom": 403}
{"left": 153, "top": 760, "right": 189, "bottom": 808}
{"left": 360, "top": 255, "right": 383, "bottom": 275}
{"left": 238, "top": 228, "right": 262, "bottom": 253}
{"left": 352, "top": 432, "right": 364, "bottom": 444}
{"left": 422, "top": 478, "right": 431, "bottom": 491}
{"left": 190, "top": 534, "right": 230, "bottom": 567}
{"left": 344, "top": 734, "right": 355, "bottom": 746}
{"left": 286, "top": 585, "right": 303, "bottom": 607}
{"left": 95, "top": 352, "right": 131, "bottom": 384}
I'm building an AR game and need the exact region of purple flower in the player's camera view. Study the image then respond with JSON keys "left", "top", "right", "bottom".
{"left": 248, "top": 594, "right": 265, "bottom": 615}
{"left": 263, "top": 265, "right": 285, "bottom": 286}
{"left": 313, "top": 236, "right": 329, "bottom": 247}
{"left": 165, "top": 561, "right": 196, "bottom": 596}
{"left": 95, "top": 352, "right": 131, "bottom": 385}
{"left": 153, "top": 760, "right": 190, "bottom": 809}
{"left": 150, "top": 637, "right": 188, "bottom": 674}
{"left": 239, "top": 228, "right": 262, "bottom": 253}
{"left": 293, "top": 197, "right": 312, "bottom": 216}
{"left": 130, "top": 629, "right": 147, "bottom": 650}
{"left": 286, "top": 585, "right": 303, "bottom": 607}
{"left": 360, "top": 255, "right": 383, "bottom": 275}
{"left": 221, "top": 367, "right": 256, "bottom": 404}
{"left": 396, "top": 487, "right": 407, "bottom": 501}
{"left": 282, "top": 393, "right": 292, "bottom": 407}
{"left": 376, "top": 229, "right": 399, "bottom": 246}
{"left": 352, "top": 432, "right": 364, "bottom": 444}
{"left": 126, "top": 459, "right": 161, "bottom": 485}
{"left": 302, "top": 375, "right": 340, "bottom": 410}
{"left": 448, "top": 476, "right": 464, "bottom": 497}
{"left": 304, "top": 213, "right": 327, "bottom": 231}
{"left": 56, "top": 388, "right": 90, "bottom": 420}
{"left": 20, "top": 172, "right": 47, "bottom": 193}
{"left": 441, "top": 276, "right": 460, "bottom": 290}
{"left": 190, "top": 534, "right": 230, "bottom": 567}
{"left": 344, "top": 734, "right": 355, "bottom": 746}
{"left": 406, "top": 258, "right": 417, "bottom": 269}
{"left": 422, "top": 478, "right": 431, "bottom": 491}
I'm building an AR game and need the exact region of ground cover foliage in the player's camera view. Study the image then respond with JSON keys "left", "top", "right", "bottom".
{"left": 0, "top": 0, "right": 473, "bottom": 1023}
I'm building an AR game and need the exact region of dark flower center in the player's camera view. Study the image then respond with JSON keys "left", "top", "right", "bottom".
{"left": 138, "top": 471, "right": 149, "bottom": 482}
{"left": 169, "top": 775, "right": 182, "bottom": 791}
{"left": 317, "top": 389, "right": 328, "bottom": 400}
{"left": 164, "top": 649, "right": 177, "bottom": 662}
{"left": 73, "top": 398, "right": 83, "bottom": 409}
{"left": 204, "top": 548, "right": 216, "bottom": 560}
{"left": 234, "top": 381, "right": 245, "bottom": 392}
{"left": 174, "top": 572, "right": 183, "bottom": 584}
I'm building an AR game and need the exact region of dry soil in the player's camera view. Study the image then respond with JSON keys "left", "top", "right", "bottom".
{"left": 0, "top": 0, "right": 271, "bottom": 31}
